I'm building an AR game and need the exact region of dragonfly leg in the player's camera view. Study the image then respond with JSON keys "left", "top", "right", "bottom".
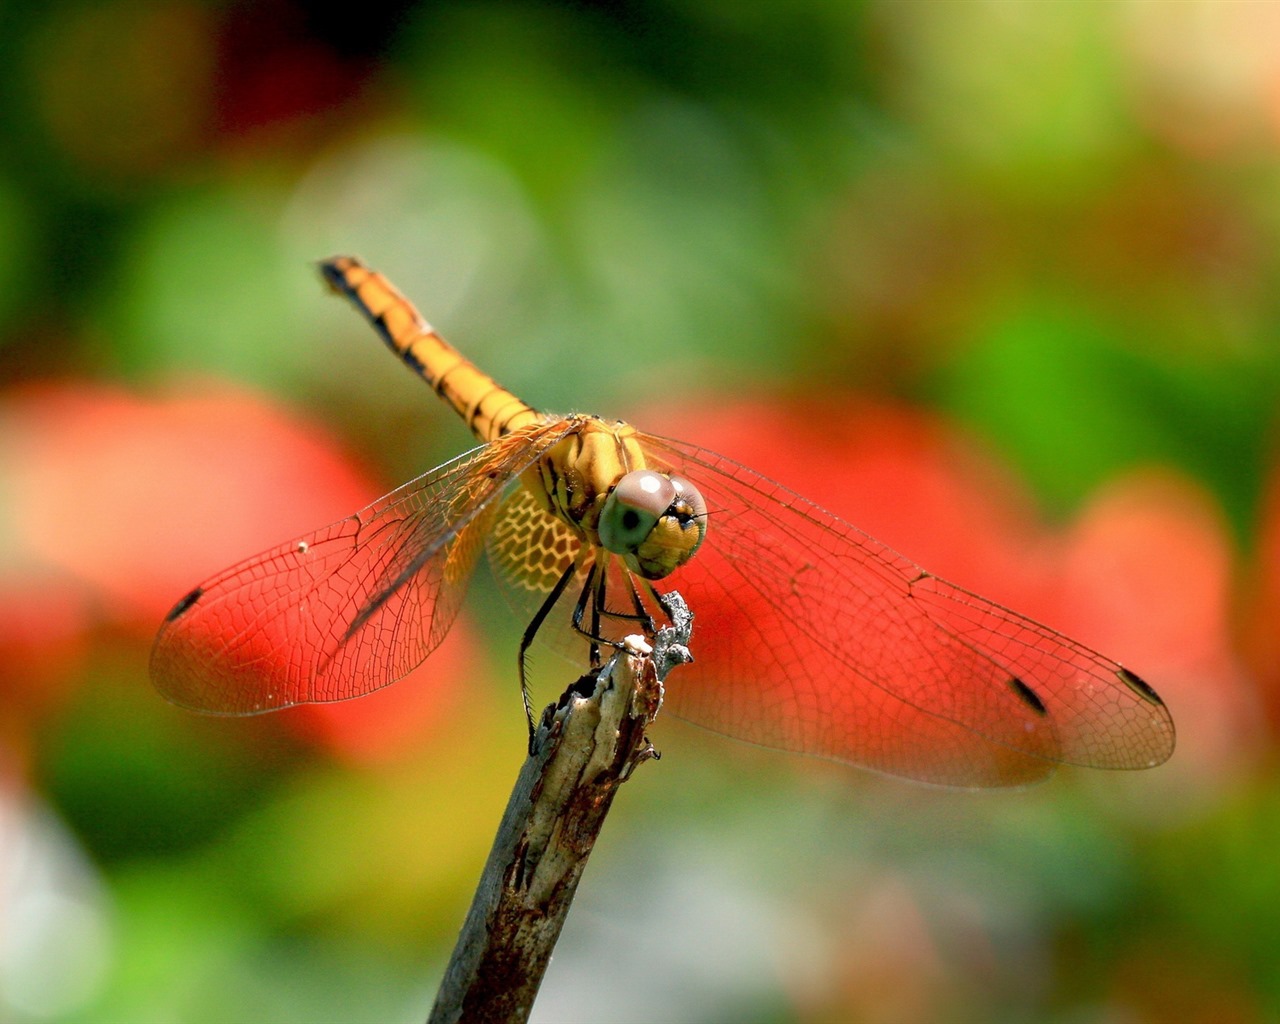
{"left": 519, "top": 556, "right": 663, "bottom": 756}
{"left": 627, "top": 575, "right": 657, "bottom": 634}
{"left": 520, "top": 559, "right": 582, "bottom": 752}
{"left": 590, "top": 564, "right": 607, "bottom": 665}
{"left": 568, "top": 563, "right": 602, "bottom": 668}
{"left": 568, "top": 559, "right": 654, "bottom": 654}
{"left": 581, "top": 572, "right": 654, "bottom": 630}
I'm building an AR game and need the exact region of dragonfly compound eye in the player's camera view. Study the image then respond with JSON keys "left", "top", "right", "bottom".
{"left": 600, "top": 471, "right": 674, "bottom": 555}
{"left": 600, "top": 470, "right": 707, "bottom": 579}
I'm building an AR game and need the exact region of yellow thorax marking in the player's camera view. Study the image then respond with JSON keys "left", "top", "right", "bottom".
{"left": 520, "top": 418, "right": 651, "bottom": 544}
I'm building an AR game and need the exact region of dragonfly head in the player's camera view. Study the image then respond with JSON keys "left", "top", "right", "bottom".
{"left": 599, "top": 470, "right": 707, "bottom": 579}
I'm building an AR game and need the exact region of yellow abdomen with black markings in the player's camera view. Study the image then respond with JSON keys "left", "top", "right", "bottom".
{"left": 321, "top": 257, "right": 541, "bottom": 443}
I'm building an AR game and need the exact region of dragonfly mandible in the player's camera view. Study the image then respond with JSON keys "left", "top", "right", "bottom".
{"left": 150, "top": 256, "right": 1176, "bottom": 787}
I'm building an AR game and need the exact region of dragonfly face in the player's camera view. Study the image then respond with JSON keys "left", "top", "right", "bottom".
{"left": 598, "top": 471, "right": 707, "bottom": 579}
{"left": 514, "top": 418, "right": 707, "bottom": 577}
{"left": 149, "top": 256, "right": 1176, "bottom": 787}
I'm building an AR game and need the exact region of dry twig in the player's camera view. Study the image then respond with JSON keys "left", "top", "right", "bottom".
{"left": 427, "top": 593, "right": 694, "bottom": 1024}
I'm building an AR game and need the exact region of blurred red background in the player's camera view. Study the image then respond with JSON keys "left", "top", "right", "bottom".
{"left": 2, "top": 2, "right": 1279, "bottom": 1022}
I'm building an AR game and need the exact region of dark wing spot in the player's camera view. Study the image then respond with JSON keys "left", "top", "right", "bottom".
{"left": 1009, "top": 675, "right": 1048, "bottom": 716}
{"left": 1117, "top": 666, "right": 1165, "bottom": 706}
{"left": 164, "top": 586, "right": 204, "bottom": 622}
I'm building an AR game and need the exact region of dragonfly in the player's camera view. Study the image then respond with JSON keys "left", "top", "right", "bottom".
{"left": 151, "top": 256, "right": 1175, "bottom": 787}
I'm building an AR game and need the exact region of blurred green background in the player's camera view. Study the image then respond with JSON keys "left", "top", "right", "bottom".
{"left": 3, "top": 2, "right": 1279, "bottom": 1021}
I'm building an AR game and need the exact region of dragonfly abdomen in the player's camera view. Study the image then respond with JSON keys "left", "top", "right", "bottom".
{"left": 321, "top": 256, "right": 540, "bottom": 441}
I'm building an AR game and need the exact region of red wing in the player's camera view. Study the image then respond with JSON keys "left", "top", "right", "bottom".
{"left": 640, "top": 433, "right": 1176, "bottom": 787}
{"left": 150, "top": 421, "right": 577, "bottom": 714}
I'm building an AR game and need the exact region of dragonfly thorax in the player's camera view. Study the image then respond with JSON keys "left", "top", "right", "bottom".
{"left": 521, "top": 418, "right": 708, "bottom": 581}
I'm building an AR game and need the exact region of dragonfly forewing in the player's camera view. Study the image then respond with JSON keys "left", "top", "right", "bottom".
{"left": 150, "top": 422, "right": 576, "bottom": 714}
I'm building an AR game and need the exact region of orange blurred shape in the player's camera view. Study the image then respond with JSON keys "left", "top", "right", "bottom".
{"left": 1054, "top": 472, "right": 1258, "bottom": 798}
{"left": 283, "top": 620, "right": 479, "bottom": 765}
{"left": 1239, "top": 451, "right": 1280, "bottom": 742}
{"left": 1127, "top": 0, "right": 1280, "bottom": 159}
{"left": 3, "top": 382, "right": 378, "bottom": 628}
{"left": 1, "top": 380, "right": 492, "bottom": 761}
{"left": 0, "top": 572, "right": 93, "bottom": 760}
{"left": 0, "top": 380, "right": 392, "bottom": 743}
{"left": 1054, "top": 472, "right": 1233, "bottom": 670}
